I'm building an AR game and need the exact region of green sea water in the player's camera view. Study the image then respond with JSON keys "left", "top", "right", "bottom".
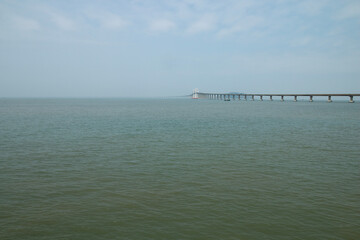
{"left": 1, "top": 98, "right": 359, "bottom": 239}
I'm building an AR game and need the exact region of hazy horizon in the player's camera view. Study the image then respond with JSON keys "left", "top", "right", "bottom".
{"left": 1, "top": 0, "right": 360, "bottom": 98}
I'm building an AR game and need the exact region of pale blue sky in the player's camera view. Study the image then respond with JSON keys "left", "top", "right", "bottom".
{"left": 1, "top": 0, "right": 359, "bottom": 97}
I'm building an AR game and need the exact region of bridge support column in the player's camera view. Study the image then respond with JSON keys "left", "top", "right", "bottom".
{"left": 349, "top": 96, "right": 354, "bottom": 103}
{"left": 328, "top": 96, "right": 332, "bottom": 103}
{"left": 294, "top": 96, "right": 297, "bottom": 102}
{"left": 270, "top": 96, "right": 273, "bottom": 101}
{"left": 260, "top": 95, "right": 263, "bottom": 101}
{"left": 245, "top": 95, "right": 247, "bottom": 100}
{"left": 309, "top": 96, "right": 313, "bottom": 102}
{"left": 281, "top": 96, "right": 284, "bottom": 101}
{"left": 238, "top": 95, "right": 241, "bottom": 100}
{"left": 233, "top": 95, "right": 235, "bottom": 100}
{"left": 252, "top": 95, "right": 254, "bottom": 101}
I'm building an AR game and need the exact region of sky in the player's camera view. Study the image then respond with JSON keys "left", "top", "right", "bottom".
{"left": 0, "top": 0, "right": 360, "bottom": 97}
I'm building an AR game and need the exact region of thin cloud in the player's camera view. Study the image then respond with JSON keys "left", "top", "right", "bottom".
{"left": 217, "top": 16, "right": 263, "bottom": 37}
{"left": 36, "top": 5, "right": 77, "bottom": 31}
{"left": 11, "top": 16, "right": 40, "bottom": 31}
{"left": 149, "top": 19, "right": 175, "bottom": 32}
{"left": 336, "top": 2, "right": 360, "bottom": 19}
{"left": 50, "top": 13, "right": 76, "bottom": 31}
{"left": 186, "top": 15, "right": 216, "bottom": 34}
{"left": 102, "top": 14, "right": 128, "bottom": 29}
{"left": 87, "top": 11, "right": 128, "bottom": 29}
{"left": 291, "top": 36, "right": 312, "bottom": 47}
{"left": 297, "top": 0, "right": 328, "bottom": 16}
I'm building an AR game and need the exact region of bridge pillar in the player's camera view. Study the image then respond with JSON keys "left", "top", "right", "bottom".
{"left": 252, "top": 95, "right": 254, "bottom": 101}
{"left": 192, "top": 88, "right": 199, "bottom": 99}
{"left": 294, "top": 96, "right": 297, "bottom": 102}
{"left": 233, "top": 95, "right": 235, "bottom": 100}
{"left": 349, "top": 96, "right": 354, "bottom": 103}
{"left": 328, "top": 96, "right": 332, "bottom": 103}
{"left": 260, "top": 95, "right": 263, "bottom": 101}
{"left": 309, "top": 96, "right": 313, "bottom": 102}
{"left": 281, "top": 96, "right": 284, "bottom": 101}
{"left": 245, "top": 95, "right": 247, "bottom": 100}
{"left": 238, "top": 95, "right": 241, "bottom": 100}
{"left": 270, "top": 96, "right": 273, "bottom": 101}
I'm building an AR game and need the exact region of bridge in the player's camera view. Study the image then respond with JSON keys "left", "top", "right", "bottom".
{"left": 192, "top": 89, "right": 360, "bottom": 103}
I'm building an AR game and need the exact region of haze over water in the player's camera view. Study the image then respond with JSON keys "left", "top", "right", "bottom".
{"left": 1, "top": 98, "right": 359, "bottom": 239}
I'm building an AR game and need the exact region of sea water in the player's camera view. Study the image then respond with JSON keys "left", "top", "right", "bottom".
{"left": 1, "top": 98, "right": 359, "bottom": 239}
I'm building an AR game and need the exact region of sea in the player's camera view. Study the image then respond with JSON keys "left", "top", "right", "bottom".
{"left": 1, "top": 98, "right": 359, "bottom": 240}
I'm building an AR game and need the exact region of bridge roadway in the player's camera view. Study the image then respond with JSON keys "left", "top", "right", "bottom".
{"left": 197, "top": 93, "right": 360, "bottom": 103}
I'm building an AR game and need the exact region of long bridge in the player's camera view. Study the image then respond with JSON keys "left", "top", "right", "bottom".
{"left": 192, "top": 89, "right": 359, "bottom": 103}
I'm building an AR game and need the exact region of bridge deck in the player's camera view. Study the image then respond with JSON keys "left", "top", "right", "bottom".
{"left": 200, "top": 93, "right": 360, "bottom": 96}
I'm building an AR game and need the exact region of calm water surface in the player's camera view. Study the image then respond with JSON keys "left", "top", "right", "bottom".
{"left": 1, "top": 99, "right": 359, "bottom": 239}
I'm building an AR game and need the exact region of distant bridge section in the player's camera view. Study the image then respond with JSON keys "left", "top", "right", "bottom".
{"left": 192, "top": 90, "right": 360, "bottom": 103}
